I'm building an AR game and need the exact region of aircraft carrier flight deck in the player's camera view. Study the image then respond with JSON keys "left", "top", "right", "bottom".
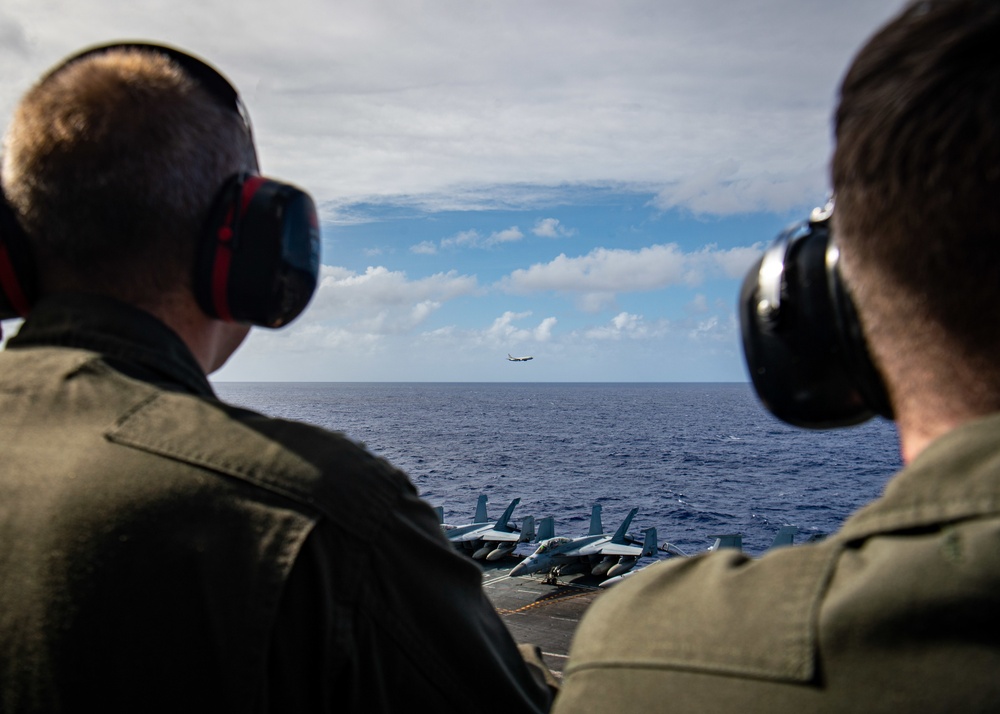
{"left": 480, "top": 561, "right": 605, "bottom": 679}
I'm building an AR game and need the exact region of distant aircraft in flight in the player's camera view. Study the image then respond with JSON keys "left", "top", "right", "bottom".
{"left": 510, "top": 505, "right": 657, "bottom": 580}
{"left": 507, "top": 353, "right": 533, "bottom": 361}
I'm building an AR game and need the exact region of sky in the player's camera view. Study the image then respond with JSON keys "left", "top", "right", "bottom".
{"left": 0, "top": 0, "right": 905, "bottom": 382}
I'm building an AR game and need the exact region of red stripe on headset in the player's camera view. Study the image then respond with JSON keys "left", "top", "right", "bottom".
{"left": 240, "top": 175, "right": 267, "bottom": 216}
{"left": 211, "top": 219, "right": 235, "bottom": 322}
{"left": 210, "top": 175, "right": 267, "bottom": 322}
{"left": 0, "top": 242, "right": 30, "bottom": 317}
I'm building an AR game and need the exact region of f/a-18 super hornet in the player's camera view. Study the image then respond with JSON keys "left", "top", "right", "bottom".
{"left": 599, "top": 525, "right": 801, "bottom": 588}
{"left": 510, "top": 504, "right": 657, "bottom": 580}
{"left": 437, "top": 494, "right": 488, "bottom": 534}
{"left": 445, "top": 497, "right": 536, "bottom": 561}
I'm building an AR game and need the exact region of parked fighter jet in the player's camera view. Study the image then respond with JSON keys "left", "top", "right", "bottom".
{"left": 507, "top": 353, "right": 533, "bottom": 361}
{"left": 448, "top": 497, "right": 532, "bottom": 560}
{"left": 510, "top": 505, "right": 657, "bottom": 580}
{"left": 438, "top": 494, "right": 489, "bottom": 534}
{"left": 599, "top": 526, "right": 800, "bottom": 588}
{"left": 471, "top": 514, "right": 537, "bottom": 561}
{"left": 651, "top": 532, "right": 756, "bottom": 559}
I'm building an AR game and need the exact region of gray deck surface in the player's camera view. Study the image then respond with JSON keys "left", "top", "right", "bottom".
{"left": 480, "top": 561, "right": 605, "bottom": 679}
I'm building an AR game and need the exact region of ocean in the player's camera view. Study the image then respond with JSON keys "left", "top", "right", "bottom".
{"left": 213, "top": 382, "right": 902, "bottom": 557}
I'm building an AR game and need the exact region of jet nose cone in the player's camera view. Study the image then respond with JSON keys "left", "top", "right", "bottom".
{"left": 510, "top": 562, "right": 527, "bottom": 577}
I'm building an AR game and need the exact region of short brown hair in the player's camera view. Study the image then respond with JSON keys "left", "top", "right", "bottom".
{"left": 2, "top": 47, "right": 257, "bottom": 306}
{"left": 833, "top": 0, "right": 1000, "bottom": 397}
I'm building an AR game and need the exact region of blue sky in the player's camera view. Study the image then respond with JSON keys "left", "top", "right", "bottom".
{"left": 0, "top": 0, "right": 904, "bottom": 381}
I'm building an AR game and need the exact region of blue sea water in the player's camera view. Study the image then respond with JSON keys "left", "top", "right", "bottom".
{"left": 213, "top": 382, "right": 902, "bottom": 556}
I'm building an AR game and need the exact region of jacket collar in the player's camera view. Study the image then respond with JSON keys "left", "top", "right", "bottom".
{"left": 839, "top": 412, "right": 1000, "bottom": 542}
{"left": 7, "top": 293, "right": 215, "bottom": 398}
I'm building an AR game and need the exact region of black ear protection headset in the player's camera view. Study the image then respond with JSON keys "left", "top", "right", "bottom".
{"left": 0, "top": 41, "right": 320, "bottom": 328}
{"left": 738, "top": 202, "right": 893, "bottom": 428}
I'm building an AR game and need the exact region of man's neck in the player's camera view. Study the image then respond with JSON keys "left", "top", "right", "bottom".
{"left": 139, "top": 291, "right": 250, "bottom": 375}
{"left": 895, "top": 393, "right": 999, "bottom": 464}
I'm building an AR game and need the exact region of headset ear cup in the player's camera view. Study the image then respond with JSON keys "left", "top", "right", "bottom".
{"left": 0, "top": 196, "right": 38, "bottom": 319}
{"left": 194, "top": 174, "right": 244, "bottom": 322}
{"left": 195, "top": 173, "right": 320, "bottom": 328}
{"left": 826, "top": 247, "right": 894, "bottom": 420}
{"left": 226, "top": 179, "right": 320, "bottom": 327}
{"left": 739, "top": 216, "right": 891, "bottom": 428}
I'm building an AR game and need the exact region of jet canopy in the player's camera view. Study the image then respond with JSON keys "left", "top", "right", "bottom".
{"left": 535, "top": 537, "right": 572, "bottom": 554}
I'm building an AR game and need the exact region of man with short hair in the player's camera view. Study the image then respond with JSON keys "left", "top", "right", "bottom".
{"left": 0, "top": 44, "right": 553, "bottom": 713}
{"left": 552, "top": 1, "right": 1000, "bottom": 711}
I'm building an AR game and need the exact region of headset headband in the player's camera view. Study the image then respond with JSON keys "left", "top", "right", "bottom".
{"left": 1, "top": 41, "right": 319, "bottom": 328}
{"left": 50, "top": 42, "right": 257, "bottom": 160}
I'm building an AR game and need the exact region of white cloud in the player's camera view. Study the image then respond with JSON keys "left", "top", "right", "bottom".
{"left": 686, "top": 314, "right": 736, "bottom": 343}
{"left": 689, "top": 294, "right": 708, "bottom": 314}
{"left": 489, "top": 227, "right": 525, "bottom": 245}
{"left": 534, "top": 317, "right": 557, "bottom": 341}
{"left": 437, "top": 226, "right": 524, "bottom": 250}
{"left": 503, "top": 245, "right": 683, "bottom": 293}
{"left": 410, "top": 240, "right": 438, "bottom": 255}
{"left": 690, "top": 315, "right": 719, "bottom": 339}
{"left": 410, "top": 300, "right": 440, "bottom": 324}
{"left": 532, "top": 218, "right": 576, "bottom": 238}
{"left": 237, "top": 320, "right": 383, "bottom": 358}
{"left": 0, "top": 0, "right": 903, "bottom": 217}
{"left": 305, "top": 264, "right": 478, "bottom": 330}
{"left": 500, "top": 242, "right": 762, "bottom": 295}
{"left": 651, "top": 163, "right": 830, "bottom": 216}
{"left": 576, "top": 292, "right": 618, "bottom": 313}
{"left": 223, "top": 263, "right": 481, "bottom": 370}
{"left": 710, "top": 244, "right": 767, "bottom": 278}
{"left": 585, "top": 311, "right": 667, "bottom": 340}
{"left": 440, "top": 230, "right": 481, "bottom": 249}
{"left": 1, "top": 0, "right": 909, "bottom": 384}
{"left": 484, "top": 311, "right": 557, "bottom": 346}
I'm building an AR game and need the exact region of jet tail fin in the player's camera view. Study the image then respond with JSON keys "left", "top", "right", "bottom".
{"left": 519, "top": 515, "right": 536, "bottom": 542}
{"left": 709, "top": 534, "right": 743, "bottom": 551}
{"left": 536, "top": 516, "right": 555, "bottom": 542}
{"left": 588, "top": 504, "right": 603, "bottom": 536}
{"left": 433, "top": 505, "right": 444, "bottom": 524}
{"left": 473, "top": 494, "right": 488, "bottom": 524}
{"left": 768, "top": 525, "right": 797, "bottom": 549}
{"left": 640, "top": 527, "right": 657, "bottom": 557}
{"left": 610, "top": 507, "right": 639, "bottom": 544}
{"left": 494, "top": 498, "right": 520, "bottom": 531}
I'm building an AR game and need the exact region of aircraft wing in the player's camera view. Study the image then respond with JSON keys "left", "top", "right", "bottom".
{"left": 584, "top": 506, "right": 639, "bottom": 555}
{"left": 451, "top": 498, "right": 520, "bottom": 543}
{"left": 596, "top": 542, "right": 645, "bottom": 556}
{"left": 483, "top": 515, "right": 535, "bottom": 543}
{"left": 447, "top": 524, "right": 490, "bottom": 542}
{"left": 480, "top": 530, "right": 520, "bottom": 542}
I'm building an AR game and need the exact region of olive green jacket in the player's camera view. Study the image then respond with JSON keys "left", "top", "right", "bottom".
{"left": 0, "top": 295, "right": 552, "bottom": 713}
{"left": 554, "top": 413, "right": 1000, "bottom": 713}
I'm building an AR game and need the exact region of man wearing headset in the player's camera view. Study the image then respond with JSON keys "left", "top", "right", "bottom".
{"left": 0, "top": 45, "right": 553, "bottom": 712}
{"left": 553, "top": 1, "right": 1000, "bottom": 711}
